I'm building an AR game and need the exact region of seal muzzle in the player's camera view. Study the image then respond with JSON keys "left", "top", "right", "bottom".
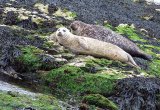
{"left": 57, "top": 32, "right": 62, "bottom": 36}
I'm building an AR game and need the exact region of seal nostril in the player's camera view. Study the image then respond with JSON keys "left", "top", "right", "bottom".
{"left": 57, "top": 32, "right": 62, "bottom": 36}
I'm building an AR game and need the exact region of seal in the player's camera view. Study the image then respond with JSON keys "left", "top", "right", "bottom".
{"left": 70, "top": 21, "right": 152, "bottom": 61}
{"left": 55, "top": 27, "right": 140, "bottom": 68}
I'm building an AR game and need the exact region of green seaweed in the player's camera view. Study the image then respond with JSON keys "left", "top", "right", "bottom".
{"left": 115, "top": 24, "right": 147, "bottom": 42}
{"left": 103, "top": 21, "right": 114, "bottom": 30}
{"left": 44, "top": 65, "right": 124, "bottom": 97}
{"left": 148, "top": 60, "right": 160, "bottom": 77}
{"left": 83, "top": 94, "right": 118, "bottom": 110}
{"left": 16, "top": 45, "right": 43, "bottom": 71}
{"left": 0, "top": 91, "right": 61, "bottom": 110}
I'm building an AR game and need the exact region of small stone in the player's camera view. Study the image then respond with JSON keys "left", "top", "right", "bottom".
{"left": 3, "top": 11, "right": 19, "bottom": 25}
{"left": 0, "top": 8, "right": 4, "bottom": 15}
{"left": 48, "top": 3, "right": 58, "bottom": 14}
{"left": 61, "top": 53, "right": 75, "bottom": 60}
{"left": 79, "top": 103, "right": 89, "bottom": 110}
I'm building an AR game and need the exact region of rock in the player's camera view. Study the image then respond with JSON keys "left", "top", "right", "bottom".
{"left": 156, "top": 94, "right": 160, "bottom": 110}
{"left": 41, "top": 20, "right": 56, "bottom": 28}
{"left": 0, "top": 25, "right": 44, "bottom": 77}
{"left": 17, "top": 18, "right": 38, "bottom": 30}
{"left": 7, "top": 91, "right": 19, "bottom": 97}
{"left": 39, "top": 54, "right": 67, "bottom": 70}
{"left": 3, "top": 11, "right": 19, "bottom": 25}
{"left": 48, "top": 3, "right": 58, "bottom": 14}
{"left": 115, "top": 77, "right": 160, "bottom": 110}
{"left": 61, "top": 53, "right": 75, "bottom": 60}
{"left": 55, "top": 0, "right": 160, "bottom": 38}
{"left": 0, "top": 8, "right": 3, "bottom": 14}
{"left": 82, "top": 94, "right": 118, "bottom": 110}
{"left": 79, "top": 103, "right": 89, "bottom": 110}
{"left": 145, "top": 0, "right": 160, "bottom": 5}
{"left": 23, "top": 107, "right": 36, "bottom": 110}
{"left": 0, "top": 66, "right": 20, "bottom": 79}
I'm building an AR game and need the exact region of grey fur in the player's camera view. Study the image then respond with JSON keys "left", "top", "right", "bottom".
{"left": 70, "top": 21, "right": 152, "bottom": 61}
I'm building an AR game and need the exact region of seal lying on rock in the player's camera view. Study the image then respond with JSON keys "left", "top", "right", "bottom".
{"left": 70, "top": 21, "right": 152, "bottom": 61}
{"left": 55, "top": 27, "right": 140, "bottom": 68}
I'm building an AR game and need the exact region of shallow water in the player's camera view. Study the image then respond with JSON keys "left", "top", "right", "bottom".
{"left": 0, "top": 80, "right": 79, "bottom": 109}
{"left": 0, "top": 80, "right": 37, "bottom": 96}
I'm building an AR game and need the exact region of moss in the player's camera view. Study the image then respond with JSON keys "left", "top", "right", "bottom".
{"left": 137, "top": 44, "right": 160, "bottom": 77}
{"left": 0, "top": 91, "right": 61, "bottom": 110}
{"left": 34, "top": 3, "right": 49, "bottom": 14}
{"left": 34, "top": 28, "right": 53, "bottom": 36}
{"left": 156, "top": 94, "right": 160, "bottom": 110}
{"left": 54, "top": 8, "right": 77, "bottom": 20}
{"left": 148, "top": 60, "right": 160, "bottom": 77}
{"left": 43, "top": 41, "right": 55, "bottom": 48}
{"left": 56, "top": 24, "right": 64, "bottom": 28}
{"left": 10, "top": 25, "right": 31, "bottom": 37}
{"left": 25, "top": 35, "right": 36, "bottom": 40}
{"left": 17, "top": 45, "right": 44, "bottom": 71}
{"left": 141, "top": 15, "right": 153, "bottom": 20}
{"left": 83, "top": 94, "right": 118, "bottom": 110}
{"left": 85, "top": 58, "right": 128, "bottom": 70}
{"left": 115, "top": 24, "right": 147, "bottom": 42}
{"left": 18, "top": 13, "right": 29, "bottom": 21}
{"left": 138, "top": 44, "right": 160, "bottom": 59}
{"left": 85, "top": 58, "right": 113, "bottom": 67}
{"left": 44, "top": 65, "right": 124, "bottom": 97}
{"left": 140, "top": 44, "right": 160, "bottom": 51}
{"left": 103, "top": 21, "right": 114, "bottom": 30}
{"left": 31, "top": 15, "right": 46, "bottom": 25}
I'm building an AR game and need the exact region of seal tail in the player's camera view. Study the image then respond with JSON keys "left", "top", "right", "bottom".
{"left": 138, "top": 51, "right": 152, "bottom": 61}
{"left": 126, "top": 54, "right": 141, "bottom": 69}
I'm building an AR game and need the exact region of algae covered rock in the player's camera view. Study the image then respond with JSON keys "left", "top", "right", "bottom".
{"left": 44, "top": 65, "right": 120, "bottom": 96}
{"left": 82, "top": 94, "right": 118, "bottom": 110}
{"left": 116, "top": 77, "right": 160, "bottom": 110}
{"left": 0, "top": 91, "right": 61, "bottom": 110}
{"left": 3, "top": 11, "right": 19, "bottom": 25}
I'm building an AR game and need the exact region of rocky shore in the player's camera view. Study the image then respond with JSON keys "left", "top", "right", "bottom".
{"left": 0, "top": 0, "right": 160, "bottom": 110}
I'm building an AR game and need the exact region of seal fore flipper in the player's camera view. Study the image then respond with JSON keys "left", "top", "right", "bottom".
{"left": 77, "top": 37, "right": 89, "bottom": 50}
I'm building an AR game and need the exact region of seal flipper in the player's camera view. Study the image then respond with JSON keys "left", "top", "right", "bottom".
{"left": 126, "top": 53, "right": 141, "bottom": 69}
{"left": 78, "top": 38, "right": 89, "bottom": 50}
{"left": 139, "top": 52, "right": 152, "bottom": 61}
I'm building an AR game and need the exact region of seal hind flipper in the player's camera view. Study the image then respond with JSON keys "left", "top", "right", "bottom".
{"left": 127, "top": 53, "right": 141, "bottom": 69}
{"left": 138, "top": 51, "right": 152, "bottom": 61}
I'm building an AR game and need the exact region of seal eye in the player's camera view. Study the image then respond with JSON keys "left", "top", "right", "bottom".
{"left": 63, "top": 29, "right": 66, "bottom": 32}
{"left": 70, "top": 24, "right": 77, "bottom": 31}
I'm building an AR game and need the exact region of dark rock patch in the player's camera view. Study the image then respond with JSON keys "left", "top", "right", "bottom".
{"left": 17, "top": 18, "right": 38, "bottom": 30}
{"left": 48, "top": 3, "right": 58, "bottom": 14}
{"left": 113, "top": 77, "right": 160, "bottom": 110}
{"left": 0, "top": 25, "right": 44, "bottom": 78}
{"left": 52, "top": 0, "right": 160, "bottom": 39}
{"left": 3, "top": 11, "right": 19, "bottom": 25}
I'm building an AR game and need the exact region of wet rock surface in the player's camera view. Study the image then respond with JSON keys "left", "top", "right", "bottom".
{"left": 52, "top": 0, "right": 160, "bottom": 39}
{"left": 0, "top": 80, "right": 37, "bottom": 96}
{"left": 0, "top": 25, "right": 44, "bottom": 78}
{"left": 114, "top": 77, "right": 160, "bottom": 110}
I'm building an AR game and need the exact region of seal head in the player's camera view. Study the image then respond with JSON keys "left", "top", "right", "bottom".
{"left": 56, "top": 27, "right": 70, "bottom": 37}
